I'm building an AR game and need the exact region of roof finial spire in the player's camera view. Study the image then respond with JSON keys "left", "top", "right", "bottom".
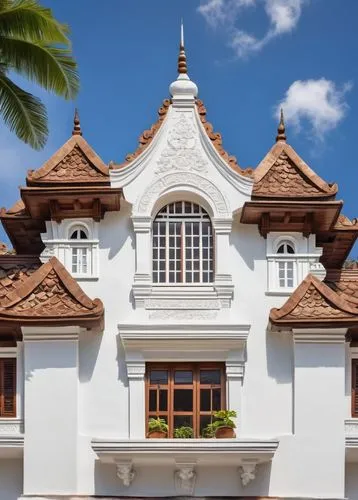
{"left": 276, "top": 108, "right": 286, "bottom": 142}
{"left": 72, "top": 108, "right": 82, "bottom": 136}
{"left": 178, "top": 19, "right": 187, "bottom": 74}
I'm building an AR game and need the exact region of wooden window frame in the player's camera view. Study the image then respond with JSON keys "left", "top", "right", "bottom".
{"left": 352, "top": 359, "right": 358, "bottom": 418}
{"left": 145, "top": 362, "right": 226, "bottom": 438}
{"left": 0, "top": 358, "right": 16, "bottom": 418}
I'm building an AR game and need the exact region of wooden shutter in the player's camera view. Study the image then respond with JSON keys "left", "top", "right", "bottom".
{"left": 352, "top": 360, "right": 358, "bottom": 417}
{"left": 0, "top": 359, "right": 16, "bottom": 417}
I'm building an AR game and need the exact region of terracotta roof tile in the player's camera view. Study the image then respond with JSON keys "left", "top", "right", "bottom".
{"left": 112, "top": 99, "right": 171, "bottom": 169}
{"left": 27, "top": 135, "right": 109, "bottom": 186}
{"left": 0, "top": 257, "right": 103, "bottom": 326}
{"left": 270, "top": 274, "right": 358, "bottom": 325}
{"left": 196, "top": 100, "right": 253, "bottom": 177}
{"left": 0, "top": 259, "right": 40, "bottom": 305}
{"left": 253, "top": 142, "right": 337, "bottom": 200}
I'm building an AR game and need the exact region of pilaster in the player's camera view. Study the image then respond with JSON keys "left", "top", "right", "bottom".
{"left": 22, "top": 326, "right": 81, "bottom": 496}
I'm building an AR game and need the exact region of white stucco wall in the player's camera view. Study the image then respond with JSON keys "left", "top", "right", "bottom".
{"left": 12, "top": 80, "right": 352, "bottom": 499}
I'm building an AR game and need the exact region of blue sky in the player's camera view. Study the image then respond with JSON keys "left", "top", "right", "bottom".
{"left": 0, "top": 0, "right": 357, "bottom": 255}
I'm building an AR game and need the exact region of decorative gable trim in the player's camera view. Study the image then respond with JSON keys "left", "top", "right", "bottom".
{"left": 27, "top": 135, "right": 109, "bottom": 186}
{"left": 253, "top": 141, "right": 337, "bottom": 200}
{"left": 0, "top": 257, "right": 103, "bottom": 327}
{"left": 270, "top": 273, "right": 358, "bottom": 327}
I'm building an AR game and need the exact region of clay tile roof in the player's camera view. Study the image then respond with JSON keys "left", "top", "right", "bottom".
{"left": 253, "top": 142, "right": 338, "bottom": 200}
{"left": 112, "top": 99, "right": 171, "bottom": 169}
{"left": 0, "top": 257, "right": 103, "bottom": 326}
{"left": 196, "top": 100, "right": 253, "bottom": 177}
{"left": 26, "top": 135, "right": 109, "bottom": 186}
{"left": 0, "top": 258, "right": 40, "bottom": 306}
{"left": 1, "top": 199, "right": 27, "bottom": 217}
{"left": 270, "top": 274, "right": 358, "bottom": 325}
{"left": 334, "top": 214, "right": 358, "bottom": 230}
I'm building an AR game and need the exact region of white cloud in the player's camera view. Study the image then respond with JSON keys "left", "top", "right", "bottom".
{"left": 198, "top": 0, "right": 255, "bottom": 27}
{"left": 198, "top": 0, "right": 307, "bottom": 58}
{"left": 276, "top": 79, "right": 352, "bottom": 140}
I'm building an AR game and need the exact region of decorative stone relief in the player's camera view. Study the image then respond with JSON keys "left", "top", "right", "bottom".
{"left": 145, "top": 299, "right": 220, "bottom": 310}
{"left": 309, "top": 262, "right": 327, "bottom": 281}
{"left": 134, "top": 172, "right": 230, "bottom": 217}
{"left": 155, "top": 112, "right": 208, "bottom": 175}
{"left": 174, "top": 462, "right": 196, "bottom": 496}
{"left": 40, "top": 244, "right": 55, "bottom": 264}
{"left": 240, "top": 463, "right": 256, "bottom": 486}
{"left": 345, "top": 420, "right": 358, "bottom": 436}
{"left": 149, "top": 309, "right": 218, "bottom": 320}
{"left": 116, "top": 461, "right": 135, "bottom": 487}
{"left": 0, "top": 420, "right": 23, "bottom": 434}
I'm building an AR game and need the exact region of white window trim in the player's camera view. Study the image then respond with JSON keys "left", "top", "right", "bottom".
{"left": 266, "top": 233, "right": 324, "bottom": 295}
{"left": 119, "top": 322, "right": 250, "bottom": 439}
{"left": 0, "top": 343, "right": 23, "bottom": 429}
{"left": 40, "top": 219, "right": 99, "bottom": 280}
{"left": 131, "top": 175, "right": 234, "bottom": 309}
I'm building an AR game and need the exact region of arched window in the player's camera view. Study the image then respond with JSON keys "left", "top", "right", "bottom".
{"left": 276, "top": 241, "right": 295, "bottom": 288}
{"left": 70, "top": 227, "right": 89, "bottom": 275}
{"left": 153, "top": 201, "right": 213, "bottom": 284}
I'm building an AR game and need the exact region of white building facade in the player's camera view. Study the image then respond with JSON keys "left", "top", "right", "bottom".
{"left": 0, "top": 38, "right": 357, "bottom": 500}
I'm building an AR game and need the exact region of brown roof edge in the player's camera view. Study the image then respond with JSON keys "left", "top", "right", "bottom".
{"left": 3, "top": 256, "right": 103, "bottom": 314}
{"left": 111, "top": 99, "right": 171, "bottom": 170}
{"left": 253, "top": 141, "right": 338, "bottom": 198}
{"left": 196, "top": 99, "right": 253, "bottom": 178}
{"left": 270, "top": 274, "right": 358, "bottom": 323}
{"left": 26, "top": 135, "right": 109, "bottom": 186}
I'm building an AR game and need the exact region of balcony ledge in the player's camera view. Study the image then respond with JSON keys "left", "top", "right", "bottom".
{"left": 92, "top": 437, "right": 279, "bottom": 466}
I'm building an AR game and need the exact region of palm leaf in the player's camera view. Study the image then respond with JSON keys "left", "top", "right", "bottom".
{"left": 0, "top": 70, "right": 47, "bottom": 149}
{"left": 0, "top": 36, "right": 79, "bottom": 98}
{"left": 0, "top": 0, "right": 69, "bottom": 44}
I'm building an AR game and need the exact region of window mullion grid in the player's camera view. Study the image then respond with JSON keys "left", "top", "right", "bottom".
{"left": 181, "top": 221, "right": 185, "bottom": 284}
{"left": 199, "top": 218, "right": 203, "bottom": 282}
{"left": 165, "top": 220, "right": 169, "bottom": 283}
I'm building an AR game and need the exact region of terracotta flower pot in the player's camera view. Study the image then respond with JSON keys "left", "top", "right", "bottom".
{"left": 147, "top": 430, "right": 167, "bottom": 438}
{"left": 215, "top": 426, "right": 236, "bottom": 438}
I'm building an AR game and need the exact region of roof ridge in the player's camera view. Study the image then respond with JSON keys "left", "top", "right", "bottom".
{"left": 26, "top": 135, "right": 109, "bottom": 185}
{"left": 270, "top": 273, "right": 358, "bottom": 323}
{"left": 253, "top": 142, "right": 337, "bottom": 199}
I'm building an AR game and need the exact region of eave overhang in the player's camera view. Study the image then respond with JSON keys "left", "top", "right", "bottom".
{"left": 20, "top": 186, "right": 121, "bottom": 222}
{"left": 240, "top": 200, "right": 343, "bottom": 238}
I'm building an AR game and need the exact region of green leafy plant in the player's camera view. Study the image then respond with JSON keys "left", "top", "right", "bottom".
{"left": 213, "top": 410, "right": 237, "bottom": 429}
{"left": 0, "top": 0, "right": 79, "bottom": 149}
{"left": 148, "top": 417, "right": 168, "bottom": 434}
{"left": 202, "top": 410, "right": 237, "bottom": 438}
{"left": 174, "top": 426, "right": 194, "bottom": 439}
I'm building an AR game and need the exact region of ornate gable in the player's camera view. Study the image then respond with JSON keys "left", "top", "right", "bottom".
{"left": 27, "top": 135, "right": 109, "bottom": 186}
{"left": 253, "top": 142, "right": 337, "bottom": 200}
{"left": 270, "top": 274, "right": 358, "bottom": 326}
{"left": 0, "top": 257, "right": 103, "bottom": 326}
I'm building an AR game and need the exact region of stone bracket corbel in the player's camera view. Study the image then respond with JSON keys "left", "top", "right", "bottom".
{"left": 115, "top": 460, "right": 135, "bottom": 487}
{"left": 174, "top": 460, "right": 197, "bottom": 496}
{"left": 239, "top": 461, "right": 257, "bottom": 486}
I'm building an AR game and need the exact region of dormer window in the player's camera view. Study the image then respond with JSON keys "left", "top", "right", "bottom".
{"left": 152, "top": 202, "right": 213, "bottom": 284}
{"left": 276, "top": 241, "right": 295, "bottom": 288}
{"left": 70, "top": 227, "right": 89, "bottom": 275}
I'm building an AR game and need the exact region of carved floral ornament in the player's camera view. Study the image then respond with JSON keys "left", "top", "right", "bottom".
{"left": 155, "top": 112, "right": 208, "bottom": 175}
{"left": 133, "top": 171, "right": 231, "bottom": 219}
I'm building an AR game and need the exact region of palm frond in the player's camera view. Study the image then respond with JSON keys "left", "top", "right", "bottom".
{"left": 0, "top": 70, "right": 47, "bottom": 149}
{"left": 0, "top": 0, "right": 69, "bottom": 44}
{"left": 0, "top": 36, "right": 79, "bottom": 98}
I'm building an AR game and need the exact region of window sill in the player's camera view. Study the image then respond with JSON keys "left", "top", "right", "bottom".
{"left": 92, "top": 437, "right": 279, "bottom": 465}
{"left": 265, "top": 290, "right": 295, "bottom": 297}
{"left": 73, "top": 275, "right": 99, "bottom": 282}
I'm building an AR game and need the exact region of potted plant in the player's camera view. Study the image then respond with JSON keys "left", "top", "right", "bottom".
{"left": 203, "top": 410, "right": 237, "bottom": 439}
{"left": 213, "top": 410, "right": 237, "bottom": 438}
{"left": 174, "top": 426, "right": 194, "bottom": 439}
{"left": 147, "top": 417, "right": 168, "bottom": 438}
